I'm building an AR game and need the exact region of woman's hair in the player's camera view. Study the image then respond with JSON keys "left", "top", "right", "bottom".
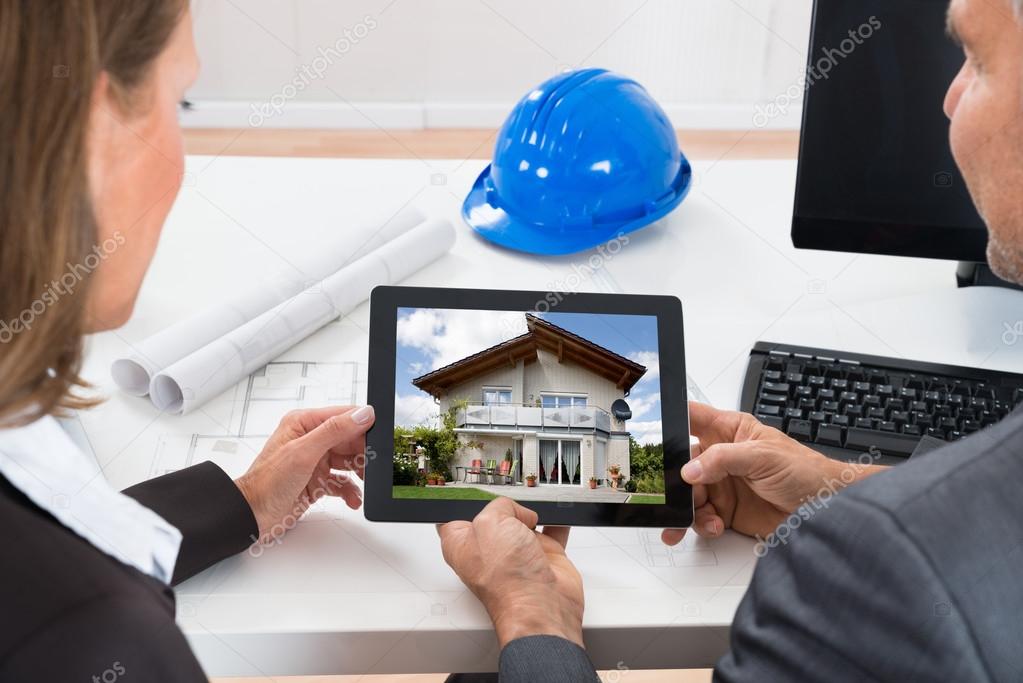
{"left": 0, "top": 0, "right": 186, "bottom": 427}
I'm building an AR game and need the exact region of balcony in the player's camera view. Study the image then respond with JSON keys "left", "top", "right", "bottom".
{"left": 455, "top": 402, "right": 613, "bottom": 433}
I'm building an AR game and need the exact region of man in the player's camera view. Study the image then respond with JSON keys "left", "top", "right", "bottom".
{"left": 438, "top": 0, "right": 1023, "bottom": 679}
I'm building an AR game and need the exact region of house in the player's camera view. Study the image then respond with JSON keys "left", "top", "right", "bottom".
{"left": 411, "top": 314, "right": 647, "bottom": 487}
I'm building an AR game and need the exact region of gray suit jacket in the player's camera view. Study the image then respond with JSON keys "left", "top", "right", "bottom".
{"left": 499, "top": 410, "right": 1023, "bottom": 682}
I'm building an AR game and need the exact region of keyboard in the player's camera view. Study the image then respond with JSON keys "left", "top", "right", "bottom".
{"left": 740, "top": 342, "right": 1023, "bottom": 465}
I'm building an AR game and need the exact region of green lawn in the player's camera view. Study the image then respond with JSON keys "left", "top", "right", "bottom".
{"left": 392, "top": 485, "right": 499, "bottom": 501}
{"left": 627, "top": 494, "right": 666, "bottom": 504}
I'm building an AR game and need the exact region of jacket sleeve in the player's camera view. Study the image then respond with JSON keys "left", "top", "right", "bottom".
{"left": 713, "top": 493, "right": 989, "bottom": 683}
{"left": 123, "top": 461, "right": 259, "bottom": 585}
{"left": 499, "top": 635, "right": 600, "bottom": 682}
{"left": 0, "top": 592, "right": 208, "bottom": 682}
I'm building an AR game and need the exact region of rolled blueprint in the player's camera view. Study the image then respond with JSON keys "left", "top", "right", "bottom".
{"left": 149, "top": 217, "right": 455, "bottom": 415}
{"left": 110, "top": 206, "right": 425, "bottom": 396}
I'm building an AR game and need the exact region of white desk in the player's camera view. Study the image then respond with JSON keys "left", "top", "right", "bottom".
{"left": 81, "top": 155, "right": 1023, "bottom": 677}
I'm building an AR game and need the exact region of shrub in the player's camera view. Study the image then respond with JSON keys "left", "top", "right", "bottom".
{"left": 393, "top": 457, "right": 419, "bottom": 485}
{"left": 634, "top": 470, "right": 665, "bottom": 494}
{"left": 624, "top": 479, "right": 638, "bottom": 493}
{"left": 629, "top": 438, "right": 664, "bottom": 480}
{"left": 393, "top": 405, "right": 465, "bottom": 478}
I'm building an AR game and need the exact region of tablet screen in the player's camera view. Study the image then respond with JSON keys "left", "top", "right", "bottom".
{"left": 391, "top": 307, "right": 665, "bottom": 505}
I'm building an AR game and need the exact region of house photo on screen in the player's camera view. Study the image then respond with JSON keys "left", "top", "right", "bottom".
{"left": 392, "top": 308, "right": 665, "bottom": 504}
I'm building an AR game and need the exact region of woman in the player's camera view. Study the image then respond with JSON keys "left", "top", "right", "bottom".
{"left": 0, "top": 2, "right": 375, "bottom": 679}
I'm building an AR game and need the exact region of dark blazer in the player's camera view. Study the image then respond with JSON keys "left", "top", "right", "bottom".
{"left": 498, "top": 410, "right": 1023, "bottom": 682}
{"left": 0, "top": 462, "right": 257, "bottom": 681}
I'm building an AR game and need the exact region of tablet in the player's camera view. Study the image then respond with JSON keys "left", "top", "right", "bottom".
{"left": 365, "top": 286, "right": 693, "bottom": 528}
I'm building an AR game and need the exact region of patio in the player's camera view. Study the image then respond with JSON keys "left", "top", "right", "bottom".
{"left": 445, "top": 481, "right": 631, "bottom": 503}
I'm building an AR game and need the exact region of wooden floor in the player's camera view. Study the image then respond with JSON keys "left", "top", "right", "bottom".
{"left": 184, "top": 128, "right": 798, "bottom": 161}
{"left": 195, "top": 125, "right": 769, "bottom": 683}
{"left": 211, "top": 670, "right": 713, "bottom": 683}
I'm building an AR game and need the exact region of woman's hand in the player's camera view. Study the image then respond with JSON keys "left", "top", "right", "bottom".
{"left": 235, "top": 405, "right": 375, "bottom": 544}
{"left": 437, "top": 498, "right": 584, "bottom": 649}
{"left": 662, "top": 402, "right": 887, "bottom": 546}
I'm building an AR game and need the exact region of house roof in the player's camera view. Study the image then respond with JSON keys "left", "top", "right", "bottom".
{"left": 411, "top": 313, "right": 648, "bottom": 399}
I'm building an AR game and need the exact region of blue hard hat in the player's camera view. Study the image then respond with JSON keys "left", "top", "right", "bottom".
{"left": 463, "top": 68, "right": 691, "bottom": 256}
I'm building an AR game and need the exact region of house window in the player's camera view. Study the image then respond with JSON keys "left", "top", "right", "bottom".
{"left": 541, "top": 394, "right": 587, "bottom": 408}
{"left": 483, "top": 388, "right": 513, "bottom": 405}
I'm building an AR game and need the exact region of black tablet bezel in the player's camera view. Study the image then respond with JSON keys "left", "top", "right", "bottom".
{"left": 365, "top": 286, "right": 692, "bottom": 528}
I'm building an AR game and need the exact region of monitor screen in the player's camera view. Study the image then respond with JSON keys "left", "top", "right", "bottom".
{"left": 792, "top": 0, "right": 987, "bottom": 261}
{"left": 391, "top": 307, "right": 665, "bottom": 505}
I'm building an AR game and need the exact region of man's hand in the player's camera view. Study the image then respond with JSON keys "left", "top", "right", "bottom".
{"left": 235, "top": 405, "right": 375, "bottom": 543}
{"left": 662, "top": 401, "right": 887, "bottom": 546}
{"left": 438, "top": 498, "right": 584, "bottom": 649}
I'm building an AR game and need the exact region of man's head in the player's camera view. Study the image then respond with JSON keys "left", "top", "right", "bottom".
{"left": 944, "top": 0, "right": 1023, "bottom": 282}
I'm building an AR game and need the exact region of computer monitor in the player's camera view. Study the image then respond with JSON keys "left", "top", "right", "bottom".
{"left": 791, "top": 0, "right": 987, "bottom": 262}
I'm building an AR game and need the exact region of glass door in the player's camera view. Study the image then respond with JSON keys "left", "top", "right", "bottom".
{"left": 538, "top": 439, "right": 581, "bottom": 485}
{"left": 539, "top": 439, "right": 558, "bottom": 484}
{"left": 513, "top": 439, "right": 523, "bottom": 484}
{"left": 560, "top": 440, "right": 581, "bottom": 485}
{"left": 594, "top": 439, "right": 607, "bottom": 485}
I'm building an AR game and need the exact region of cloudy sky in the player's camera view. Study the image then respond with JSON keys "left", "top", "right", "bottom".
{"left": 394, "top": 308, "right": 663, "bottom": 444}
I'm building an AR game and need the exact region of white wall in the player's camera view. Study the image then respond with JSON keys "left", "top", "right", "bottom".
{"left": 184, "top": 0, "right": 813, "bottom": 129}
{"left": 524, "top": 348, "right": 625, "bottom": 418}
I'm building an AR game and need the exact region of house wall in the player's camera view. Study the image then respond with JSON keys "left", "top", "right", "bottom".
{"left": 438, "top": 360, "right": 524, "bottom": 414}
{"left": 608, "top": 435, "right": 632, "bottom": 481}
{"left": 579, "top": 437, "right": 596, "bottom": 484}
{"left": 436, "top": 349, "right": 633, "bottom": 431}
{"left": 522, "top": 436, "right": 538, "bottom": 481}
{"left": 453, "top": 432, "right": 614, "bottom": 487}
{"left": 187, "top": 1, "right": 811, "bottom": 131}
{"left": 450, "top": 434, "right": 515, "bottom": 479}
{"left": 437, "top": 345, "right": 639, "bottom": 485}
{"left": 524, "top": 349, "right": 629, "bottom": 430}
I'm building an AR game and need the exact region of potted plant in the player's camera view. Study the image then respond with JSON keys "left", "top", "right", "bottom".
{"left": 504, "top": 448, "right": 513, "bottom": 462}
{"left": 526, "top": 473, "right": 538, "bottom": 487}
{"left": 436, "top": 473, "right": 446, "bottom": 487}
{"left": 588, "top": 476, "right": 598, "bottom": 490}
{"left": 427, "top": 473, "right": 438, "bottom": 486}
{"left": 608, "top": 465, "right": 621, "bottom": 489}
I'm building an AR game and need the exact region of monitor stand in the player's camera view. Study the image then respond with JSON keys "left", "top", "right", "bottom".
{"left": 956, "top": 261, "right": 1023, "bottom": 292}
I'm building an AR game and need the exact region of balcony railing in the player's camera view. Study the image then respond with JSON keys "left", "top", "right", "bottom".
{"left": 455, "top": 402, "right": 613, "bottom": 433}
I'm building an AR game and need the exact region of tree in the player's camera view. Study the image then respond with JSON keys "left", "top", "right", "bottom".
{"left": 628, "top": 437, "right": 664, "bottom": 480}
{"left": 393, "top": 404, "right": 463, "bottom": 477}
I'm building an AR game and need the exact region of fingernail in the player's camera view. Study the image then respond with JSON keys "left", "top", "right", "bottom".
{"left": 350, "top": 405, "right": 375, "bottom": 424}
{"left": 682, "top": 459, "right": 702, "bottom": 482}
{"left": 704, "top": 520, "right": 720, "bottom": 535}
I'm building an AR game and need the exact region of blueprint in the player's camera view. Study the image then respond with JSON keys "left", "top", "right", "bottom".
{"left": 150, "top": 360, "right": 365, "bottom": 478}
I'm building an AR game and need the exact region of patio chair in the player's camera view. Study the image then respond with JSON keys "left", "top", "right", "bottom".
{"left": 494, "top": 459, "right": 511, "bottom": 483}
{"left": 485, "top": 459, "right": 498, "bottom": 484}
{"left": 495, "top": 459, "right": 518, "bottom": 485}
{"left": 463, "top": 459, "right": 485, "bottom": 483}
